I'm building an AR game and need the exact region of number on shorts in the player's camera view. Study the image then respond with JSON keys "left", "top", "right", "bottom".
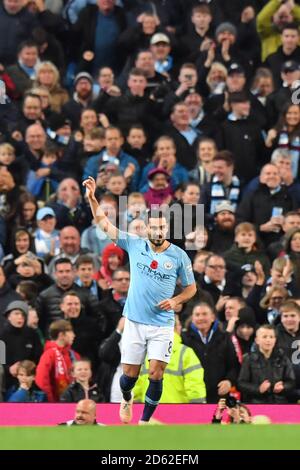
{"left": 168, "top": 341, "right": 173, "bottom": 354}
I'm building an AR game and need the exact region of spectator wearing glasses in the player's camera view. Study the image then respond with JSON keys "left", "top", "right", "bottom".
{"left": 198, "top": 254, "right": 241, "bottom": 307}
{"left": 98, "top": 268, "right": 130, "bottom": 338}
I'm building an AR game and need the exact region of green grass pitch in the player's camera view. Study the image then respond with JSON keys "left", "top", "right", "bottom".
{"left": 0, "top": 425, "right": 300, "bottom": 450}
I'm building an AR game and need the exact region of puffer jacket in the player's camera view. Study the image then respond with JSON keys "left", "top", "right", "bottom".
{"left": 238, "top": 348, "right": 295, "bottom": 403}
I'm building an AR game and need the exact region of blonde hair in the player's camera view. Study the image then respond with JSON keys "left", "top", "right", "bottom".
{"left": 271, "top": 257, "right": 288, "bottom": 272}
{"left": 260, "top": 286, "right": 289, "bottom": 309}
{"left": 206, "top": 62, "right": 228, "bottom": 88}
{"left": 17, "top": 360, "right": 36, "bottom": 376}
{"left": 128, "top": 192, "right": 145, "bottom": 204}
{"left": 0, "top": 143, "right": 15, "bottom": 155}
{"left": 36, "top": 61, "right": 60, "bottom": 88}
{"left": 30, "top": 85, "right": 51, "bottom": 99}
{"left": 235, "top": 222, "right": 256, "bottom": 236}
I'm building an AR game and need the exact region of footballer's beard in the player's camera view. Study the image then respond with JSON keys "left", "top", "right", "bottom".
{"left": 149, "top": 237, "right": 165, "bottom": 247}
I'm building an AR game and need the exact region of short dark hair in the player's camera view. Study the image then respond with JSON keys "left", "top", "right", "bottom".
{"left": 192, "top": 4, "right": 212, "bottom": 16}
{"left": 145, "top": 208, "right": 168, "bottom": 224}
{"left": 17, "top": 40, "right": 38, "bottom": 54}
{"left": 282, "top": 23, "right": 300, "bottom": 33}
{"left": 61, "top": 290, "right": 81, "bottom": 302}
{"left": 43, "top": 143, "right": 59, "bottom": 156}
{"left": 54, "top": 257, "right": 73, "bottom": 270}
{"left": 49, "top": 319, "right": 73, "bottom": 340}
{"left": 228, "top": 91, "right": 250, "bottom": 105}
{"left": 213, "top": 150, "right": 234, "bottom": 166}
{"left": 180, "top": 63, "right": 197, "bottom": 71}
{"left": 23, "top": 93, "right": 42, "bottom": 106}
{"left": 129, "top": 67, "right": 148, "bottom": 79}
{"left": 17, "top": 280, "right": 38, "bottom": 305}
{"left": 104, "top": 126, "right": 123, "bottom": 138}
{"left": 205, "top": 253, "right": 225, "bottom": 267}
{"left": 112, "top": 267, "right": 130, "bottom": 279}
{"left": 76, "top": 255, "right": 95, "bottom": 269}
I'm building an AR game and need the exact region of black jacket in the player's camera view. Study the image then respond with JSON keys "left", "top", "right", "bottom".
{"left": 97, "top": 330, "right": 121, "bottom": 402}
{"left": 164, "top": 124, "right": 199, "bottom": 170}
{"left": 60, "top": 381, "right": 104, "bottom": 403}
{"left": 265, "top": 46, "right": 300, "bottom": 89}
{"left": 215, "top": 117, "right": 266, "bottom": 183}
{"left": 36, "top": 283, "right": 103, "bottom": 336}
{"left": 0, "top": 283, "right": 22, "bottom": 324}
{"left": 69, "top": 314, "right": 104, "bottom": 368}
{"left": 0, "top": 322, "right": 42, "bottom": 389}
{"left": 238, "top": 348, "right": 295, "bottom": 403}
{"left": 236, "top": 183, "right": 296, "bottom": 246}
{"left": 72, "top": 5, "right": 127, "bottom": 73}
{"left": 182, "top": 325, "right": 239, "bottom": 403}
{"left": 198, "top": 275, "right": 242, "bottom": 306}
{"left": 276, "top": 324, "right": 300, "bottom": 393}
{"left": 98, "top": 290, "right": 124, "bottom": 339}
{"left": 207, "top": 226, "right": 235, "bottom": 255}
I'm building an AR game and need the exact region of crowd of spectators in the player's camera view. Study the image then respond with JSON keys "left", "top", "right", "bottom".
{"left": 1, "top": 0, "right": 300, "bottom": 405}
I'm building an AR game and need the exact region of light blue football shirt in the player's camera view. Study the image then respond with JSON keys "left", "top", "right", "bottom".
{"left": 116, "top": 232, "right": 195, "bottom": 327}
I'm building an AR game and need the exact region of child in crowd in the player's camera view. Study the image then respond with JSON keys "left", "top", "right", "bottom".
{"left": 27, "top": 144, "right": 65, "bottom": 201}
{"left": 60, "top": 359, "right": 103, "bottom": 403}
{"left": 192, "top": 250, "right": 213, "bottom": 276}
{"left": 121, "top": 192, "right": 147, "bottom": 231}
{"left": 124, "top": 124, "right": 151, "bottom": 168}
{"left": 36, "top": 320, "right": 80, "bottom": 402}
{"left": 105, "top": 172, "right": 128, "bottom": 198}
{"left": 0, "top": 142, "right": 28, "bottom": 184}
{"left": 224, "top": 222, "right": 270, "bottom": 275}
{"left": 6, "top": 360, "right": 47, "bottom": 402}
{"left": 238, "top": 325, "right": 295, "bottom": 403}
{"left": 81, "top": 127, "right": 106, "bottom": 171}
{"left": 34, "top": 206, "right": 60, "bottom": 259}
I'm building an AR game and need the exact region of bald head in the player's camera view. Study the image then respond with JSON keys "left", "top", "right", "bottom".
{"left": 260, "top": 164, "right": 281, "bottom": 189}
{"left": 60, "top": 226, "right": 80, "bottom": 255}
{"left": 57, "top": 178, "right": 81, "bottom": 208}
{"left": 75, "top": 399, "right": 97, "bottom": 425}
{"left": 25, "top": 124, "right": 47, "bottom": 151}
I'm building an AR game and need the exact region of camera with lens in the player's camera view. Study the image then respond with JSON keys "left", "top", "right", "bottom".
{"left": 225, "top": 396, "right": 239, "bottom": 408}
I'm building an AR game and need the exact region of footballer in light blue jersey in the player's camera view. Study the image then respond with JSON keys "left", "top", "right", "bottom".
{"left": 117, "top": 231, "right": 195, "bottom": 327}
{"left": 83, "top": 176, "right": 198, "bottom": 424}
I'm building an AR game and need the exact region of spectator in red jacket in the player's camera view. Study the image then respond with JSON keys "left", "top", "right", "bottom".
{"left": 36, "top": 319, "right": 80, "bottom": 402}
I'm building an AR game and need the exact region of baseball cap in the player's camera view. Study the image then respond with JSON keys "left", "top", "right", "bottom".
{"left": 98, "top": 163, "right": 118, "bottom": 173}
{"left": 36, "top": 207, "right": 56, "bottom": 221}
{"left": 240, "top": 263, "right": 256, "bottom": 274}
{"left": 150, "top": 33, "right": 170, "bottom": 45}
{"left": 74, "top": 71, "right": 93, "bottom": 86}
{"left": 214, "top": 201, "right": 235, "bottom": 214}
{"left": 281, "top": 60, "right": 300, "bottom": 73}
{"left": 227, "top": 63, "right": 245, "bottom": 76}
{"left": 4, "top": 300, "right": 29, "bottom": 317}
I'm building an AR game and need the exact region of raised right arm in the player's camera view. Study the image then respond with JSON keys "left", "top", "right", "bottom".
{"left": 83, "top": 176, "right": 119, "bottom": 242}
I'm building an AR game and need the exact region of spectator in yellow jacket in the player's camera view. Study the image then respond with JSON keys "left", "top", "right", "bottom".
{"left": 133, "top": 316, "right": 206, "bottom": 404}
{"left": 257, "top": 0, "right": 300, "bottom": 61}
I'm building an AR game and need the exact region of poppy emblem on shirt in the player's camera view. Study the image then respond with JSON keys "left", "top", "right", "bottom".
{"left": 150, "top": 260, "right": 158, "bottom": 270}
